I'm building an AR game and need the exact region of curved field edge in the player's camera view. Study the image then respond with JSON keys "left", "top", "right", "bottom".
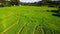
{"left": 0, "top": 6, "right": 60, "bottom": 34}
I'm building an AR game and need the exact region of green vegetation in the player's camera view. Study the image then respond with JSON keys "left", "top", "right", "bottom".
{"left": 0, "top": 6, "right": 60, "bottom": 34}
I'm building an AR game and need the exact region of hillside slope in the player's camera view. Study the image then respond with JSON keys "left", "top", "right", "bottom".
{"left": 0, "top": 6, "right": 60, "bottom": 34}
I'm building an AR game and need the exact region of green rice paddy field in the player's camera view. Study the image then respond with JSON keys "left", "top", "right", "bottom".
{"left": 0, "top": 6, "right": 60, "bottom": 34}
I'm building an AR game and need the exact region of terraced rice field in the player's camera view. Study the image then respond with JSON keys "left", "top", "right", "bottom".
{"left": 0, "top": 6, "right": 60, "bottom": 34}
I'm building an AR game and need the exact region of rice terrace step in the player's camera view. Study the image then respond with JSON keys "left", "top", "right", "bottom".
{"left": 0, "top": 6, "right": 60, "bottom": 34}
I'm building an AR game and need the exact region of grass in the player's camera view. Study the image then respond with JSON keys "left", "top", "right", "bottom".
{"left": 0, "top": 6, "right": 60, "bottom": 34}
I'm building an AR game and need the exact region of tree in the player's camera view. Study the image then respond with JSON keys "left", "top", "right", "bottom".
{"left": 0, "top": 0, "right": 5, "bottom": 7}
{"left": 10, "top": 0, "right": 20, "bottom": 6}
{"left": 42, "top": 0, "right": 48, "bottom": 5}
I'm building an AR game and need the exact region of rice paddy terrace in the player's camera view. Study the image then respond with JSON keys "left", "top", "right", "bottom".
{"left": 0, "top": 6, "right": 60, "bottom": 34}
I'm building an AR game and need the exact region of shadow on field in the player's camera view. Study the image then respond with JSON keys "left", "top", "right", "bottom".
{"left": 52, "top": 14, "right": 60, "bottom": 17}
{"left": 47, "top": 10, "right": 60, "bottom": 17}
